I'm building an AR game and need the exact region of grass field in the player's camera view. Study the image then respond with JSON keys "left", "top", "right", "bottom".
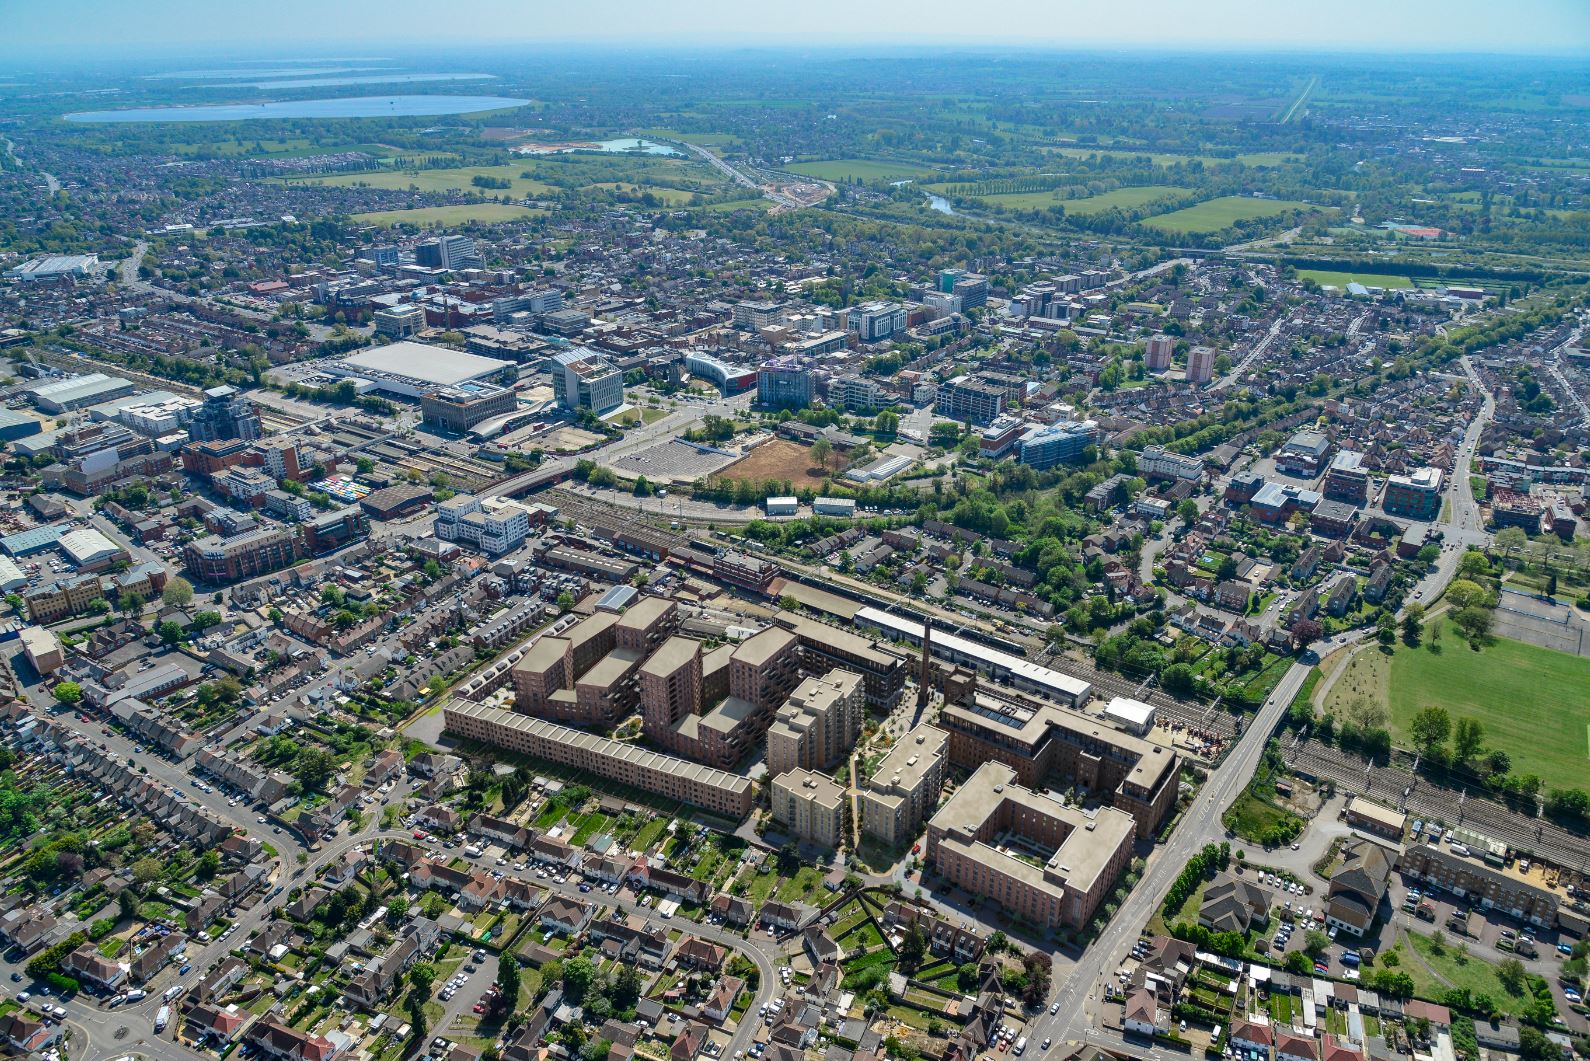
{"left": 287, "top": 163, "right": 557, "bottom": 197}
{"left": 1324, "top": 621, "right": 1590, "bottom": 791}
{"left": 1063, "top": 185, "right": 1190, "bottom": 215}
{"left": 1297, "top": 268, "right": 1417, "bottom": 290}
{"left": 1397, "top": 929, "right": 1539, "bottom": 1017}
{"left": 352, "top": 204, "right": 545, "bottom": 227}
{"left": 1140, "top": 196, "right": 1316, "bottom": 234}
{"left": 784, "top": 158, "right": 932, "bottom": 182}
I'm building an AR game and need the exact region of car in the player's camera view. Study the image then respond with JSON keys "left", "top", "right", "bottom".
{"left": 179, "top": 964, "right": 191, "bottom": 975}
{"left": 8, "top": 973, "right": 18, "bottom": 983}
{"left": 1049, "top": 1002, "right": 1060, "bottom": 1015}
{"left": 473, "top": 1003, "right": 485, "bottom": 1014}
{"left": 16, "top": 992, "right": 28, "bottom": 1002}
{"left": 1564, "top": 989, "right": 1583, "bottom": 1004}
{"left": 1559, "top": 943, "right": 1575, "bottom": 956}
{"left": 257, "top": 816, "right": 268, "bottom": 824}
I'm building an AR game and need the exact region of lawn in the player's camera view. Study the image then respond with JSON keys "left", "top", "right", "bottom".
{"left": 1062, "top": 185, "right": 1190, "bottom": 215}
{"left": 629, "top": 817, "right": 669, "bottom": 854}
{"left": 351, "top": 204, "right": 544, "bottom": 227}
{"left": 1398, "top": 929, "right": 1539, "bottom": 1017}
{"left": 776, "top": 865, "right": 827, "bottom": 904}
{"left": 287, "top": 163, "right": 557, "bottom": 197}
{"left": 1139, "top": 196, "right": 1317, "bottom": 235}
{"left": 1297, "top": 269, "right": 1417, "bottom": 290}
{"left": 570, "top": 812, "right": 610, "bottom": 847}
{"left": 784, "top": 158, "right": 932, "bottom": 182}
{"left": 743, "top": 867, "right": 780, "bottom": 906}
{"left": 1385, "top": 618, "right": 1590, "bottom": 792}
{"left": 1222, "top": 788, "right": 1304, "bottom": 846}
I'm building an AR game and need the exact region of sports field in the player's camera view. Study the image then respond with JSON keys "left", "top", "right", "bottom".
{"left": 1063, "top": 185, "right": 1190, "bottom": 215}
{"left": 287, "top": 163, "right": 557, "bottom": 197}
{"left": 351, "top": 204, "right": 545, "bottom": 227}
{"left": 1139, "top": 195, "right": 1315, "bottom": 234}
{"left": 1296, "top": 269, "right": 1416, "bottom": 290}
{"left": 784, "top": 158, "right": 932, "bottom": 182}
{"left": 1324, "top": 619, "right": 1590, "bottom": 791}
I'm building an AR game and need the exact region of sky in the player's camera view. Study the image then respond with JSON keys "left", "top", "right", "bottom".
{"left": 6, "top": 0, "right": 1590, "bottom": 57}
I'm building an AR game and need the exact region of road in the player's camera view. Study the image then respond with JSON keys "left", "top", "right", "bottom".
{"left": 1544, "top": 327, "right": 1588, "bottom": 426}
{"left": 1211, "top": 316, "right": 1286, "bottom": 391}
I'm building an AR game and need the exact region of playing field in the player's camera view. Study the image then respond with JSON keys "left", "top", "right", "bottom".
{"left": 287, "top": 163, "right": 557, "bottom": 197}
{"left": 1139, "top": 195, "right": 1315, "bottom": 234}
{"left": 784, "top": 158, "right": 931, "bottom": 182}
{"left": 1063, "top": 185, "right": 1190, "bottom": 215}
{"left": 351, "top": 204, "right": 545, "bottom": 227}
{"left": 1296, "top": 269, "right": 1416, "bottom": 290}
{"left": 1327, "top": 619, "right": 1590, "bottom": 791}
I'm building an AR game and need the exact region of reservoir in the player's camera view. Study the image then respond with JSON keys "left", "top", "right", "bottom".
{"left": 65, "top": 94, "right": 529, "bottom": 123}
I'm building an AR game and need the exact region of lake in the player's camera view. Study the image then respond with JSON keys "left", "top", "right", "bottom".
{"left": 65, "top": 94, "right": 529, "bottom": 123}
{"left": 195, "top": 74, "right": 496, "bottom": 90}
{"left": 926, "top": 193, "right": 956, "bottom": 215}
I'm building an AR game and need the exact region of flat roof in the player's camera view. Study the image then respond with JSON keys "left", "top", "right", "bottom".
{"left": 337, "top": 342, "right": 512, "bottom": 387}
{"left": 59, "top": 528, "right": 121, "bottom": 564}
{"left": 855, "top": 606, "right": 1090, "bottom": 702}
{"left": 867, "top": 723, "right": 948, "bottom": 793}
{"left": 1103, "top": 696, "right": 1155, "bottom": 728}
{"left": 640, "top": 635, "right": 701, "bottom": 676}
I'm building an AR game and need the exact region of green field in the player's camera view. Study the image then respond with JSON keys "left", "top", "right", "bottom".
{"left": 352, "top": 204, "right": 545, "bottom": 227}
{"left": 1296, "top": 269, "right": 1417, "bottom": 289}
{"left": 784, "top": 158, "right": 932, "bottom": 182}
{"left": 1397, "top": 929, "right": 1542, "bottom": 1017}
{"left": 288, "top": 163, "right": 557, "bottom": 197}
{"left": 1064, "top": 185, "right": 1191, "bottom": 215}
{"left": 1140, "top": 195, "right": 1316, "bottom": 234}
{"left": 1386, "top": 619, "right": 1590, "bottom": 791}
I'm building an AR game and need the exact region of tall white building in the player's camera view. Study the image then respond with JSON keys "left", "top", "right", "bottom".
{"left": 434, "top": 494, "right": 532, "bottom": 555}
{"left": 551, "top": 348, "right": 624, "bottom": 415}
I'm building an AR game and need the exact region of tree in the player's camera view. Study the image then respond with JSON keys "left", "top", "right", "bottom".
{"left": 1494, "top": 527, "right": 1528, "bottom": 564}
{"left": 408, "top": 962, "right": 437, "bottom": 997}
{"left": 131, "top": 856, "right": 162, "bottom": 885}
{"left": 810, "top": 438, "right": 834, "bottom": 474}
{"left": 874, "top": 410, "right": 900, "bottom": 436}
{"left": 1409, "top": 706, "right": 1451, "bottom": 759}
{"left": 1453, "top": 717, "right": 1485, "bottom": 767}
{"left": 1452, "top": 606, "right": 1493, "bottom": 645}
{"left": 1446, "top": 579, "right": 1491, "bottom": 610}
{"left": 1284, "top": 951, "right": 1313, "bottom": 975}
{"left": 162, "top": 577, "right": 194, "bottom": 608}
{"left": 156, "top": 620, "right": 184, "bottom": 645}
{"left": 1496, "top": 957, "right": 1527, "bottom": 996}
{"left": 1176, "top": 499, "right": 1199, "bottom": 525}
{"left": 899, "top": 925, "right": 927, "bottom": 973}
{"left": 497, "top": 954, "right": 521, "bottom": 1016}
{"left": 1304, "top": 930, "right": 1331, "bottom": 958}
{"left": 52, "top": 681, "right": 82, "bottom": 705}
{"left": 562, "top": 956, "right": 595, "bottom": 1001}
{"left": 1290, "top": 618, "right": 1324, "bottom": 650}
{"left": 293, "top": 748, "right": 336, "bottom": 793}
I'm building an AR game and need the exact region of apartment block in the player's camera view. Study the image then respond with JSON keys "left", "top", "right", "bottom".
{"left": 770, "top": 769, "right": 847, "bottom": 849}
{"left": 1398, "top": 841, "right": 1560, "bottom": 928}
{"left": 434, "top": 493, "right": 532, "bottom": 555}
{"left": 859, "top": 723, "right": 949, "bottom": 848}
{"left": 1139, "top": 445, "right": 1205, "bottom": 483}
{"left": 1324, "top": 450, "right": 1370, "bottom": 505}
{"left": 1145, "top": 334, "right": 1174, "bottom": 372}
{"left": 1186, "top": 345, "right": 1216, "bottom": 384}
{"left": 729, "top": 627, "right": 801, "bottom": 710}
{"left": 938, "top": 691, "right": 1179, "bottom": 840}
{"left": 613, "top": 596, "right": 680, "bottom": 654}
{"left": 639, "top": 636, "right": 704, "bottom": 734}
{"left": 774, "top": 614, "right": 906, "bottom": 709}
{"left": 444, "top": 700, "right": 754, "bottom": 820}
{"left": 183, "top": 527, "right": 301, "bottom": 583}
{"left": 927, "top": 762, "right": 1136, "bottom": 931}
{"left": 1384, "top": 466, "right": 1443, "bottom": 521}
{"left": 766, "top": 669, "right": 864, "bottom": 777}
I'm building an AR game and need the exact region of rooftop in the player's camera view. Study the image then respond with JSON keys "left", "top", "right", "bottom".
{"left": 334, "top": 342, "right": 512, "bottom": 387}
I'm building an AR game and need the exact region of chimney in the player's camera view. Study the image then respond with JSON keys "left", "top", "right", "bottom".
{"left": 917, "top": 619, "right": 932, "bottom": 711}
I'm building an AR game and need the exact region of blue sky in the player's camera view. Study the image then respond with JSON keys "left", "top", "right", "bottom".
{"left": 7, "top": 0, "right": 1590, "bottom": 56}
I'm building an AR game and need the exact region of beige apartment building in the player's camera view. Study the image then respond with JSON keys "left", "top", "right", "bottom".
{"left": 766, "top": 669, "right": 864, "bottom": 777}
{"left": 859, "top": 723, "right": 948, "bottom": 847}
{"left": 770, "top": 768, "right": 847, "bottom": 849}
{"left": 443, "top": 700, "right": 753, "bottom": 819}
{"left": 926, "top": 761, "right": 1136, "bottom": 931}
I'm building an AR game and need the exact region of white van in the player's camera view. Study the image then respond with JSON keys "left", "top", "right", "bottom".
{"left": 1015, "top": 1039, "right": 1028, "bottom": 1056}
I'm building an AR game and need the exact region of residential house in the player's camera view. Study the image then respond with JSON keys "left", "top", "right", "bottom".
{"left": 1124, "top": 987, "right": 1166, "bottom": 1037}
{"left": 1198, "top": 873, "right": 1271, "bottom": 935}
{"left": 186, "top": 1003, "right": 250, "bottom": 1046}
{"left": 540, "top": 896, "right": 595, "bottom": 937}
{"left": 0, "top": 1010, "right": 60, "bottom": 1054}
{"left": 1325, "top": 841, "right": 1394, "bottom": 938}
{"left": 63, "top": 942, "right": 127, "bottom": 992}
{"left": 245, "top": 1018, "right": 341, "bottom": 1061}
{"left": 1276, "top": 1029, "right": 1320, "bottom": 1061}
{"left": 675, "top": 936, "right": 725, "bottom": 972}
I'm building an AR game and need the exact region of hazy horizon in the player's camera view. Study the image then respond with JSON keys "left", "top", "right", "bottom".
{"left": 6, "top": 0, "right": 1590, "bottom": 61}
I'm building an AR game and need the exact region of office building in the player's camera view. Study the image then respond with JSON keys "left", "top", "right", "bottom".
{"left": 374, "top": 304, "right": 426, "bottom": 339}
{"left": 766, "top": 670, "right": 864, "bottom": 777}
{"left": 733, "top": 300, "right": 787, "bottom": 329}
{"left": 302, "top": 507, "right": 370, "bottom": 554}
{"left": 551, "top": 347, "right": 625, "bottom": 415}
{"left": 834, "top": 375, "right": 889, "bottom": 413}
{"left": 938, "top": 269, "right": 989, "bottom": 309}
{"left": 859, "top": 723, "right": 948, "bottom": 847}
{"left": 20, "top": 626, "right": 64, "bottom": 676}
{"left": 927, "top": 762, "right": 1136, "bottom": 931}
{"left": 847, "top": 301, "right": 906, "bottom": 343}
{"left": 433, "top": 494, "right": 532, "bottom": 555}
{"left": 184, "top": 527, "right": 301, "bottom": 583}
{"left": 368, "top": 245, "right": 399, "bottom": 270}
{"left": 444, "top": 701, "right": 754, "bottom": 819}
{"left": 421, "top": 382, "right": 518, "bottom": 433}
{"left": 1324, "top": 450, "right": 1370, "bottom": 505}
{"left": 757, "top": 356, "right": 815, "bottom": 409}
{"left": 1384, "top": 466, "right": 1443, "bottom": 521}
{"left": 23, "top": 574, "right": 104, "bottom": 623}
{"left": 770, "top": 769, "right": 847, "bottom": 849}
{"left": 979, "top": 416, "right": 1028, "bottom": 460}
{"left": 187, "top": 386, "right": 262, "bottom": 444}
{"left": 1276, "top": 430, "right": 1333, "bottom": 478}
{"left": 1139, "top": 445, "right": 1205, "bottom": 483}
{"left": 415, "top": 234, "right": 483, "bottom": 271}
{"left": 1145, "top": 334, "right": 1174, "bottom": 372}
{"left": 1018, "top": 420, "right": 1099, "bottom": 470}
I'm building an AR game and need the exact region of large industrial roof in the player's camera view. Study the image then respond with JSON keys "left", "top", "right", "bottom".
{"left": 337, "top": 342, "right": 512, "bottom": 387}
